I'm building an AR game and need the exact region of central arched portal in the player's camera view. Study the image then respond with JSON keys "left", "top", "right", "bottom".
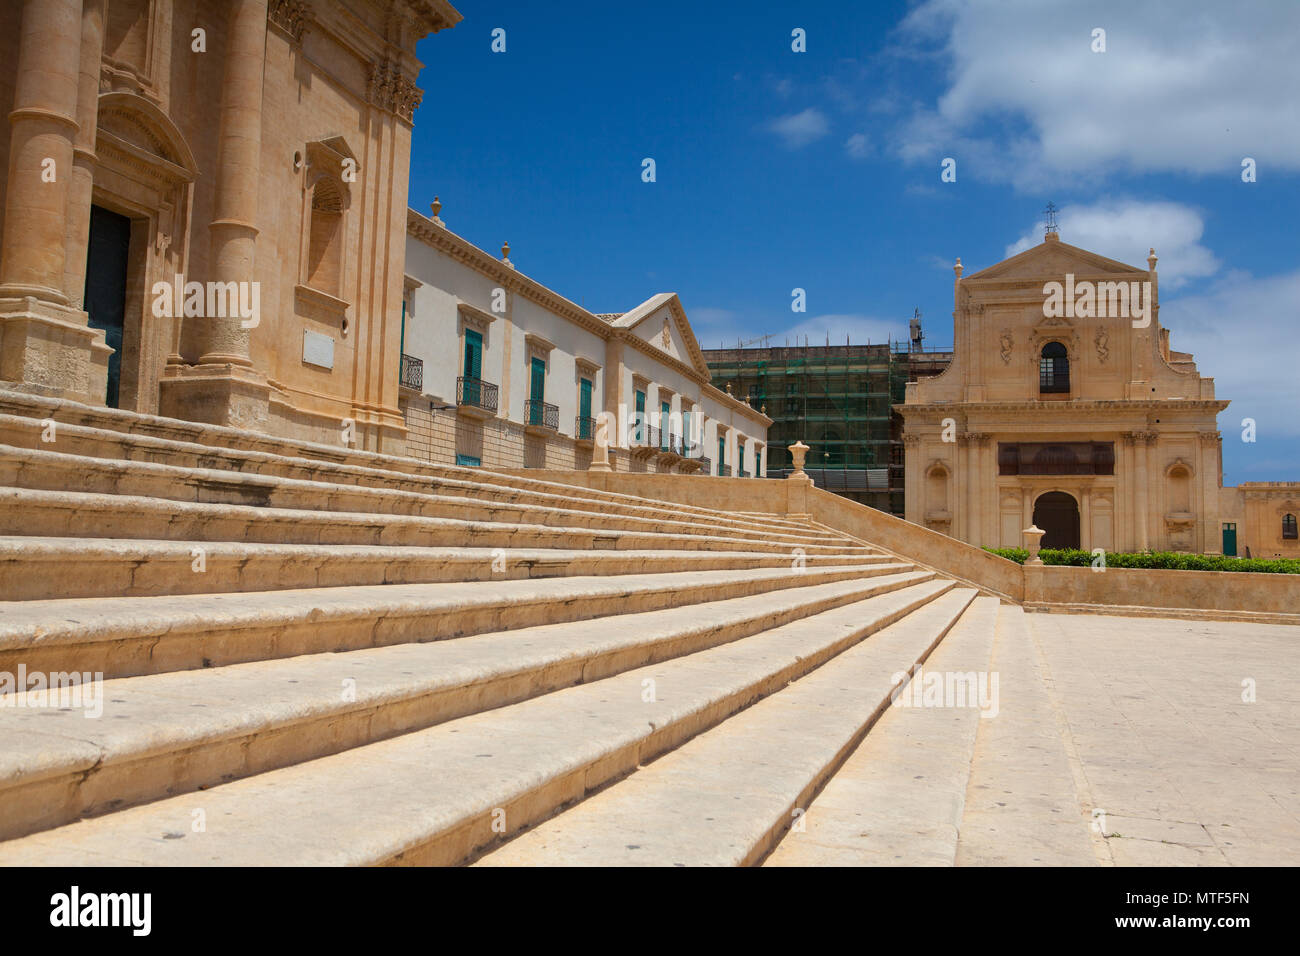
{"left": 1033, "top": 491, "right": 1080, "bottom": 550}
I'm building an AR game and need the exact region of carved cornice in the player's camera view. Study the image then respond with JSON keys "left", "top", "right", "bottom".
{"left": 408, "top": 209, "right": 611, "bottom": 339}
{"left": 457, "top": 301, "right": 496, "bottom": 333}
{"left": 269, "top": 0, "right": 311, "bottom": 42}
{"left": 1198, "top": 431, "right": 1222, "bottom": 445}
{"left": 1122, "top": 430, "right": 1159, "bottom": 445}
{"left": 367, "top": 58, "right": 422, "bottom": 122}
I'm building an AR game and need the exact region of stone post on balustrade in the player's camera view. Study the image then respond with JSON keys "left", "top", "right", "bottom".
{"left": 1023, "top": 525, "right": 1046, "bottom": 565}
{"left": 588, "top": 413, "right": 612, "bottom": 474}
{"left": 786, "top": 440, "right": 812, "bottom": 517}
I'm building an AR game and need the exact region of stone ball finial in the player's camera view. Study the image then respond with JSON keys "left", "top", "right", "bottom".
{"left": 1147, "top": 247, "right": 1158, "bottom": 271}
{"left": 431, "top": 196, "right": 441, "bottom": 217}
{"left": 954, "top": 257, "right": 963, "bottom": 278}
{"left": 726, "top": 381, "right": 733, "bottom": 395}
{"left": 502, "top": 240, "right": 510, "bottom": 259}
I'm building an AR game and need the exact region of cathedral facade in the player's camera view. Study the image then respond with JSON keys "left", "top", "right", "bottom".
{"left": 0, "top": 0, "right": 460, "bottom": 453}
{"left": 899, "top": 230, "right": 1233, "bottom": 555}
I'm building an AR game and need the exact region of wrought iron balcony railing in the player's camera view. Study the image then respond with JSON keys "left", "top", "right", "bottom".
{"left": 720, "top": 464, "right": 733, "bottom": 476}
{"left": 696, "top": 456, "right": 711, "bottom": 474}
{"left": 575, "top": 416, "right": 596, "bottom": 441}
{"left": 400, "top": 353, "right": 423, "bottom": 391}
{"left": 457, "top": 376, "right": 498, "bottom": 414}
{"left": 525, "top": 400, "right": 559, "bottom": 430}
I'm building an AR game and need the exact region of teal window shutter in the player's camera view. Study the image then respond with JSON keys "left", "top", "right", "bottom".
{"left": 579, "top": 378, "right": 592, "bottom": 420}
{"left": 530, "top": 357, "right": 546, "bottom": 402}
{"left": 463, "top": 329, "right": 482, "bottom": 378}
{"left": 718, "top": 434, "right": 725, "bottom": 473}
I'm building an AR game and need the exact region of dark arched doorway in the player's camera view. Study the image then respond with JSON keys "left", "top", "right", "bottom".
{"left": 1034, "top": 491, "right": 1080, "bottom": 550}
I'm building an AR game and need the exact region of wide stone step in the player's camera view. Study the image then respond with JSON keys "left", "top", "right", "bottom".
{"left": 0, "top": 562, "right": 922, "bottom": 679}
{"left": 0, "top": 571, "right": 935, "bottom": 841}
{"left": 474, "top": 588, "right": 980, "bottom": 866}
{"left": 0, "top": 445, "right": 847, "bottom": 549}
{"left": 0, "top": 537, "right": 894, "bottom": 601}
{"left": 763, "top": 596, "right": 1000, "bottom": 866}
{"left": 0, "top": 488, "right": 871, "bottom": 557}
{"left": 0, "top": 577, "right": 953, "bottom": 865}
{"left": 0, "top": 414, "right": 826, "bottom": 540}
{"left": 0, "top": 395, "right": 815, "bottom": 537}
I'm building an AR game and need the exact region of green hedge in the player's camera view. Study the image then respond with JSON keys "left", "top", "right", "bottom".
{"left": 983, "top": 547, "right": 1300, "bottom": 575}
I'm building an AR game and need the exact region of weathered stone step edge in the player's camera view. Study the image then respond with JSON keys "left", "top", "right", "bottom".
{"left": 0, "top": 413, "right": 824, "bottom": 538}
{"left": 0, "top": 488, "right": 873, "bottom": 557}
{"left": 0, "top": 571, "right": 937, "bottom": 842}
{"left": 475, "top": 587, "right": 981, "bottom": 867}
{"left": 0, "top": 578, "right": 955, "bottom": 866}
{"left": 0, "top": 391, "right": 814, "bottom": 536}
{"left": 0, "top": 445, "right": 844, "bottom": 549}
{"left": 0, "top": 537, "right": 893, "bottom": 601}
{"left": 1022, "top": 601, "right": 1300, "bottom": 626}
{"left": 761, "top": 596, "right": 1000, "bottom": 868}
{"left": 0, "top": 562, "right": 921, "bottom": 680}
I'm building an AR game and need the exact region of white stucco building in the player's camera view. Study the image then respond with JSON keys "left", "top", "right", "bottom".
{"left": 400, "top": 206, "right": 769, "bottom": 475}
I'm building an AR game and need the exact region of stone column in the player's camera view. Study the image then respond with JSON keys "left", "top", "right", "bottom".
{"left": 61, "top": 0, "right": 105, "bottom": 309}
{"left": 1133, "top": 432, "right": 1151, "bottom": 551}
{"left": 0, "top": 0, "right": 112, "bottom": 403}
{"left": 1080, "top": 488, "right": 1091, "bottom": 552}
{"left": 160, "top": 0, "right": 271, "bottom": 428}
{"left": 0, "top": 0, "right": 83, "bottom": 303}
{"left": 198, "top": 0, "right": 267, "bottom": 367}
{"left": 1199, "top": 431, "right": 1222, "bottom": 554}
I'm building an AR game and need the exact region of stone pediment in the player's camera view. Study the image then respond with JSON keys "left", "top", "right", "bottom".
{"left": 966, "top": 238, "right": 1147, "bottom": 281}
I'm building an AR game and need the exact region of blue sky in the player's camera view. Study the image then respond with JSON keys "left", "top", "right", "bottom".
{"left": 410, "top": 0, "right": 1300, "bottom": 483}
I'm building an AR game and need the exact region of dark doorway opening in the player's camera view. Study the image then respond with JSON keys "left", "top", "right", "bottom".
{"left": 1034, "top": 491, "right": 1080, "bottom": 550}
{"left": 84, "top": 205, "right": 132, "bottom": 407}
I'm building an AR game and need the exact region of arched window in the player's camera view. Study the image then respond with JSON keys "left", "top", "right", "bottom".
{"left": 1284, "top": 514, "right": 1297, "bottom": 540}
{"left": 307, "top": 177, "right": 344, "bottom": 297}
{"left": 1039, "top": 342, "right": 1070, "bottom": 394}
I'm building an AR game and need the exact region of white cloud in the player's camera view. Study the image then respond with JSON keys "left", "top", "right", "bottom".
{"left": 1004, "top": 199, "right": 1219, "bottom": 289}
{"left": 1163, "top": 268, "right": 1300, "bottom": 477}
{"left": 893, "top": 0, "right": 1300, "bottom": 189}
{"left": 844, "top": 133, "right": 870, "bottom": 159}
{"left": 767, "top": 108, "right": 830, "bottom": 149}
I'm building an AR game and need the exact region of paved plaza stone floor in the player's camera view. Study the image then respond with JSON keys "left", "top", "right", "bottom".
{"left": 768, "top": 610, "right": 1300, "bottom": 866}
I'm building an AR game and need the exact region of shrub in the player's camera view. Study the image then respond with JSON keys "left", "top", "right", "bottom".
{"left": 982, "top": 547, "right": 1300, "bottom": 574}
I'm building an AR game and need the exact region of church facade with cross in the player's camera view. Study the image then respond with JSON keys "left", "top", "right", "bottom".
{"left": 898, "top": 222, "right": 1241, "bottom": 555}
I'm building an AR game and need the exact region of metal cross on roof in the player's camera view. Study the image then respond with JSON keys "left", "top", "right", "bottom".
{"left": 1044, "top": 201, "right": 1059, "bottom": 235}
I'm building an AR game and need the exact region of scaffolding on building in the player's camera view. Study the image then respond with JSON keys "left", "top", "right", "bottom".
{"left": 702, "top": 340, "right": 939, "bottom": 516}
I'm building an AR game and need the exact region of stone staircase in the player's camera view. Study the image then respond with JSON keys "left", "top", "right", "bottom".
{"left": 0, "top": 388, "right": 997, "bottom": 865}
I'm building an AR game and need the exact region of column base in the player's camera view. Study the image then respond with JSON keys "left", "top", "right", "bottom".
{"left": 0, "top": 295, "right": 111, "bottom": 405}
{"left": 159, "top": 362, "right": 271, "bottom": 433}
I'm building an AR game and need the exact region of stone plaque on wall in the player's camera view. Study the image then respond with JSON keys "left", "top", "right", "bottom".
{"left": 303, "top": 330, "right": 335, "bottom": 370}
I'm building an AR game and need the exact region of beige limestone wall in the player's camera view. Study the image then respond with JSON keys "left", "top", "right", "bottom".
{"left": 1024, "top": 564, "right": 1300, "bottom": 616}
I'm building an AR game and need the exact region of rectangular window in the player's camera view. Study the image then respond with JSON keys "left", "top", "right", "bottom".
{"left": 456, "top": 453, "right": 481, "bottom": 467}
{"left": 463, "top": 329, "right": 482, "bottom": 379}
{"left": 529, "top": 356, "right": 545, "bottom": 402}
{"left": 579, "top": 378, "right": 592, "bottom": 420}
{"left": 681, "top": 410, "right": 691, "bottom": 454}
{"left": 634, "top": 389, "right": 646, "bottom": 444}
{"left": 718, "top": 434, "right": 725, "bottom": 473}
{"left": 757, "top": 447, "right": 763, "bottom": 476}
{"left": 661, "top": 400, "right": 671, "bottom": 449}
